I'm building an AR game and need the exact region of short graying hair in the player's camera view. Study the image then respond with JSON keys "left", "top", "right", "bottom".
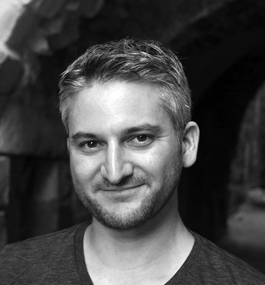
{"left": 58, "top": 38, "right": 191, "bottom": 135}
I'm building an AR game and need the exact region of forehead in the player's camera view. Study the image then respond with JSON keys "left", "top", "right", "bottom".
{"left": 68, "top": 80, "right": 173, "bottom": 135}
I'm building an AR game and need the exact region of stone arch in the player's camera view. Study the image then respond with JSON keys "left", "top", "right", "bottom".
{"left": 179, "top": 53, "right": 265, "bottom": 240}
{"left": 172, "top": 0, "right": 265, "bottom": 104}
{"left": 175, "top": 0, "right": 265, "bottom": 245}
{"left": 1, "top": 0, "right": 265, "bottom": 254}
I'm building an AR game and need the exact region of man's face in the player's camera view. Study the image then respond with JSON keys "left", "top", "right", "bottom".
{"left": 68, "top": 80, "right": 183, "bottom": 230}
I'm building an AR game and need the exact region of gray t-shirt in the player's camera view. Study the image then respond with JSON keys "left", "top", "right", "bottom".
{"left": 1, "top": 222, "right": 265, "bottom": 284}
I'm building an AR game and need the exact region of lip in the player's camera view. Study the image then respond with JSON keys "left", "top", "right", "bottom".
{"left": 100, "top": 185, "right": 144, "bottom": 202}
{"left": 100, "top": 184, "right": 144, "bottom": 192}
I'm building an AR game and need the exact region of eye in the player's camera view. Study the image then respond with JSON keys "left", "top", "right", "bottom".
{"left": 129, "top": 134, "right": 154, "bottom": 147}
{"left": 136, "top": 135, "right": 148, "bottom": 142}
{"left": 86, "top": 141, "right": 98, "bottom": 148}
{"left": 79, "top": 140, "right": 103, "bottom": 153}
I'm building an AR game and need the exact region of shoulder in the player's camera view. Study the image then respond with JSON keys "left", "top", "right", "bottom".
{"left": 190, "top": 232, "right": 265, "bottom": 284}
{"left": 1, "top": 223, "right": 82, "bottom": 257}
{"left": 0, "top": 222, "right": 88, "bottom": 284}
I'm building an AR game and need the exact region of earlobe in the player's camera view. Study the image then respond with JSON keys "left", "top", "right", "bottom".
{"left": 182, "top": 121, "right": 200, "bottom": 168}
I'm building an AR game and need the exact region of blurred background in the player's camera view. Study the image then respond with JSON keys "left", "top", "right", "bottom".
{"left": 0, "top": 0, "right": 265, "bottom": 274}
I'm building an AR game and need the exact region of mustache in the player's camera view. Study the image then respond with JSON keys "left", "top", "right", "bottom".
{"left": 95, "top": 175, "right": 149, "bottom": 189}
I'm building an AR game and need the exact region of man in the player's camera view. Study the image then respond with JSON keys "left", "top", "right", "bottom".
{"left": 1, "top": 38, "right": 265, "bottom": 284}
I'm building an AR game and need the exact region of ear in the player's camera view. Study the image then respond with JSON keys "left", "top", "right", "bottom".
{"left": 182, "top": 121, "right": 200, "bottom": 168}
{"left": 67, "top": 137, "right": 70, "bottom": 153}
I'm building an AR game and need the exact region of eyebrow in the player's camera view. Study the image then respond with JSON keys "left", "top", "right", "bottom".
{"left": 70, "top": 124, "right": 162, "bottom": 141}
{"left": 71, "top": 132, "right": 97, "bottom": 141}
{"left": 121, "top": 124, "right": 162, "bottom": 135}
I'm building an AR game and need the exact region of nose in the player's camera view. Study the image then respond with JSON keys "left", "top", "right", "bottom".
{"left": 101, "top": 143, "right": 133, "bottom": 184}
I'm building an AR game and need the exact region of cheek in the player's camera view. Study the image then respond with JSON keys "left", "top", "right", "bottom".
{"left": 70, "top": 153, "right": 99, "bottom": 183}
{"left": 136, "top": 150, "right": 173, "bottom": 178}
{"left": 150, "top": 148, "right": 180, "bottom": 176}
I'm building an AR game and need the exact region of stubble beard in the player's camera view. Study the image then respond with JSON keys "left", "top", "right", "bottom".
{"left": 72, "top": 158, "right": 183, "bottom": 231}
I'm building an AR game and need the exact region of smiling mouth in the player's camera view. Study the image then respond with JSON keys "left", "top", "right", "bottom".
{"left": 101, "top": 184, "right": 144, "bottom": 192}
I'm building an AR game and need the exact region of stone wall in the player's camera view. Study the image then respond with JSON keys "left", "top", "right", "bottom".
{"left": 0, "top": 0, "right": 104, "bottom": 155}
{"left": 229, "top": 81, "right": 265, "bottom": 212}
{"left": 0, "top": 0, "right": 103, "bottom": 248}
